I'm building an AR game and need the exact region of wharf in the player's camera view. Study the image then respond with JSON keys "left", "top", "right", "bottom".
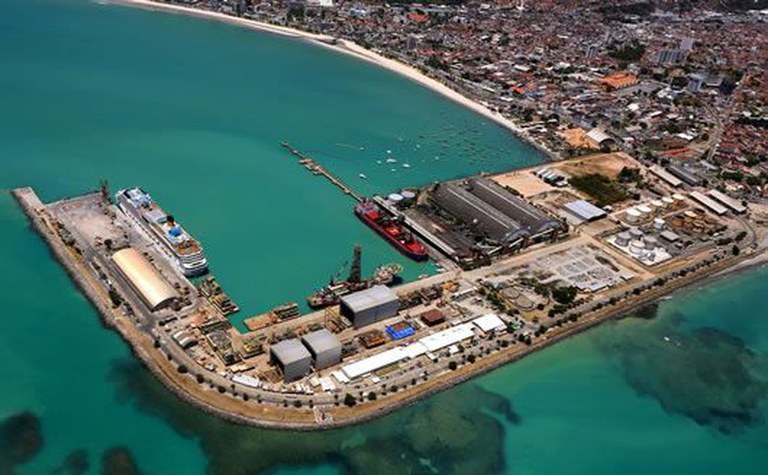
{"left": 281, "top": 142, "right": 364, "bottom": 203}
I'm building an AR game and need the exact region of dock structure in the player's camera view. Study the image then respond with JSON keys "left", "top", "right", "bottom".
{"left": 281, "top": 142, "right": 364, "bottom": 203}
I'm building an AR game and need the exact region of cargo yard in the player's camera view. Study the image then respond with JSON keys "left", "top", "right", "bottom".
{"left": 12, "top": 145, "right": 768, "bottom": 429}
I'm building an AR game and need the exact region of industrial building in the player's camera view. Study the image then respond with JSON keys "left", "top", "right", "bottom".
{"left": 301, "top": 329, "right": 342, "bottom": 370}
{"left": 667, "top": 164, "right": 703, "bottom": 186}
{"left": 432, "top": 182, "right": 529, "bottom": 245}
{"left": 340, "top": 285, "right": 400, "bottom": 328}
{"left": 111, "top": 247, "right": 178, "bottom": 311}
{"left": 649, "top": 165, "right": 683, "bottom": 188}
{"left": 563, "top": 199, "right": 607, "bottom": 222}
{"left": 466, "top": 178, "right": 562, "bottom": 238}
{"left": 708, "top": 190, "right": 746, "bottom": 214}
{"left": 689, "top": 191, "right": 728, "bottom": 216}
{"left": 270, "top": 339, "right": 312, "bottom": 382}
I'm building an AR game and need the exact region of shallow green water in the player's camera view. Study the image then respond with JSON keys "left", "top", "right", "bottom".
{"left": 1, "top": 1, "right": 767, "bottom": 474}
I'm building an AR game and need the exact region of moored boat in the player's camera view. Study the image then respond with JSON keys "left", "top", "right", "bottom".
{"left": 354, "top": 201, "right": 428, "bottom": 261}
{"left": 116, "top": 187, "right": 208, "bottom": 277}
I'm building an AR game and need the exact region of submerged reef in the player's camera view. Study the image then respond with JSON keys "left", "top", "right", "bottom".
{"left": 110, "top": 359, "right": 515, "bottom": 475}
{"left": 0, "top": 411, "right": 43, "bottom": 475}
{"left": 596, "top": 310, "right": 768, "bottom": 434}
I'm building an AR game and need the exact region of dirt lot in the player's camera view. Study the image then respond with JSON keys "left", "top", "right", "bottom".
{"left": 556, "top": 152, "right": 640, "bottom": 179}
{"left": 491, "top": 170, "right": 554, "bottom": 197}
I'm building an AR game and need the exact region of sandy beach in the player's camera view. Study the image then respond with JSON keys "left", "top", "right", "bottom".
{"left": 108, "top": 0, "right": 558, "bottom": 158}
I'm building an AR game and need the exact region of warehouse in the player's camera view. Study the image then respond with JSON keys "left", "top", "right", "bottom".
{"left": 432, "top": 182, "right": 529, "bottom": 245}
{"left": 301, "top": 329, "right": 342, "bottom": 370}
{"left": 708, "top": 190, "right": 746, "bottom": 214}
{"left": 563, "top": 199, "right": 607, "bottom": 222}
{"left": 472, "top": 314, "right": 507, "bottom": 333}
{"left": 689, "top": 191, "right": 727, "bottom": 216}
{"left": 467, "top": 178, "right": 562, "bottom": 237}
{"left": 270, "top": 339, "right": 312, "bottom": 382}
{"left": 667, "top": 164, "right": 703, "bottom": 186}
{"left": 649, "top": 165, "right": 683, "bottom": 187}
{"left": 111, "top": 247, "right": 178, "bottom": 311}
{"left": 340, "top": 285, "right": 400, "bottom": 328}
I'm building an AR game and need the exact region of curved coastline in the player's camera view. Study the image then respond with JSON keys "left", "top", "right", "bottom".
{"left": 106, "top": 0, "right": 559, "bottom": 161}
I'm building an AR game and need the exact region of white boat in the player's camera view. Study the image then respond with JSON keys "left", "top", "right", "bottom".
{"left": 402, "top": 163, "right": 411, "bottom": 168}
{"left": 359, "top": 174, "right": 368, "bottom": 180}
{"left": 116, "top": 188, "right": 208, "bottom": 277}
{"left": 386, "top": 158, "right": 397, "bottom": 163}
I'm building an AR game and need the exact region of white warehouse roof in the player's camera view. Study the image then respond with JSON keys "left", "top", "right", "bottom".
{"left": 689, "top": 191, "right": 728, "bottom": 215}
{"left": 563, "top": 199, "right": 607, "bottom": 221}
{"left": 340, "top": 285, "right": 398, "bottom": 313}
{"left": 418, "top": 323, "right": 475, "bottom": 352}
{"left": 472, "top": 314, "right": 506, "bottom": 333}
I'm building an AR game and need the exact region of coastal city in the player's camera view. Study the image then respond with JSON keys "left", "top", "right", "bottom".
{"left": 11, "top": 0, "right": 768, "bottom": 429}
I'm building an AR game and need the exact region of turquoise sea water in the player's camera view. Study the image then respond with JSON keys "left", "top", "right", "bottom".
{"left": 1, "top": 1, "right": 767, "bottom": 473}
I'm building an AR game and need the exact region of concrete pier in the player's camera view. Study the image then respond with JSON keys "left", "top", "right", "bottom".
{"left": 281, "top": 142, "right": 364, "bottom": 203}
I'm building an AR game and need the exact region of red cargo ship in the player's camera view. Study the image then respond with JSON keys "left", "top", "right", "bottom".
{"left": 355, "top": 201, "right": 429, "bottom": 261}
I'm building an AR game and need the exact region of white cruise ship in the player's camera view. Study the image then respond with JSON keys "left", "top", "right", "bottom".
{"left": 116, "top": 187, "right": 208, "bottom": 277}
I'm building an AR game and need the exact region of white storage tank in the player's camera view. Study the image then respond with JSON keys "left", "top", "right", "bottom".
{"left": 644, "top": 236, "right": 659, "bottom": 250}
{"left": 625, "top": 208, "right": 642, "bottom": 222}
{"left": 629, "top": 242, "right": 646, "bottom": 256}
{"left": 653, "top": 218, "right": 666, "bottom": 230}
{"left": 637, "top": 204, "right": 653, "bottom": 214}
{"left": 388, "top": 193, "right": 404, "bottom": 204}
{"left": 629, "top": 228, "right": 644, "bottom": 240}
{"left": 662, "top": 196, "right": 675, "bottom": 206}
{"left": 400, "top": 190, "right": 417, "bottom": 202}
{"left": 615, "top": 232, "right": 631, "bottom": 246}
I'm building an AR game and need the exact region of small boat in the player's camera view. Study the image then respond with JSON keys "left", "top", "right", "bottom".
{"left": 359, "top": 174, "right": 368, "bottom": 180}
{"left": 402, "top": 163, "right": 411, "bottom": 168}
{"left": 386, "top": 158, "right": 397, "bottom": 163}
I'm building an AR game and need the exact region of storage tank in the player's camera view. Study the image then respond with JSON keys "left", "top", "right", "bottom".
{"left": 651, "top": 200, "right": 664, "bottom": 209}
{"left": 637, "top": 204, "right": 653, "bottom": 214}
{"left": 643, "top": 236, "right": 659, "bottom": 250}
{"left": 615, "top": 232, "right": 631, "bottom": 247}
{"left": 400, "top": 190, "right": 417, "bottom": 201}
{"left": 673, "top": 193, "right": 685, "bottom": 202}
{"left": 629, "top": 228, "right": 644, "bottom": 239}
{"left": 625, "top": 208, "right": 642, "bottom": 222}
{"left": 653, "top": 218, "right": 666, "bottom": 230}
{"left": 662, "top": 196, "right": 675, "bottom": 206}
{"left": 629, "top": 242, "right": 646, "bottom": 256}
{"left": 388, "top": 193, "right": 404, "bottom": 204}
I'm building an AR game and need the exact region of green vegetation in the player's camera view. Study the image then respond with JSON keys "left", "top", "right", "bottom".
{"left": 617, "top": 166, "right": 641, "bottom": 183}
{"left": 607, "top": 40, "right": 646, "bottom": 61}
{"left": 552, "top": 286, "right": 579, "bottom": 305}
{"left": 343, "top": 394, "right": 357, "bottom": 407}
{"left": 569, "top": 173, "right": 629, "bottom": 207}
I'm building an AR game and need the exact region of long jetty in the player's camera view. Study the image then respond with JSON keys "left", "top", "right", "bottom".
{"left": 281, "top": 141, "right": 364, "bottom": 203}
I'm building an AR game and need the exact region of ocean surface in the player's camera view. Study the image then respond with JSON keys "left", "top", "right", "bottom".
{"left": 0, "top": 1, "right": 766, "bottom": 474}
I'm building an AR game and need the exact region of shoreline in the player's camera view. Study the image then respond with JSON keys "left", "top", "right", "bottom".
{"left": 105, "top": 0, "right": 559, "bottom": 161}
{"left": 14, "top": 185, "right": 766, "bottom": 431}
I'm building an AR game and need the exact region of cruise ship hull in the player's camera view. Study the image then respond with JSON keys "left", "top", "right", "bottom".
{"left": 116, "top": 189, "right": 208, "bottom": 278}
